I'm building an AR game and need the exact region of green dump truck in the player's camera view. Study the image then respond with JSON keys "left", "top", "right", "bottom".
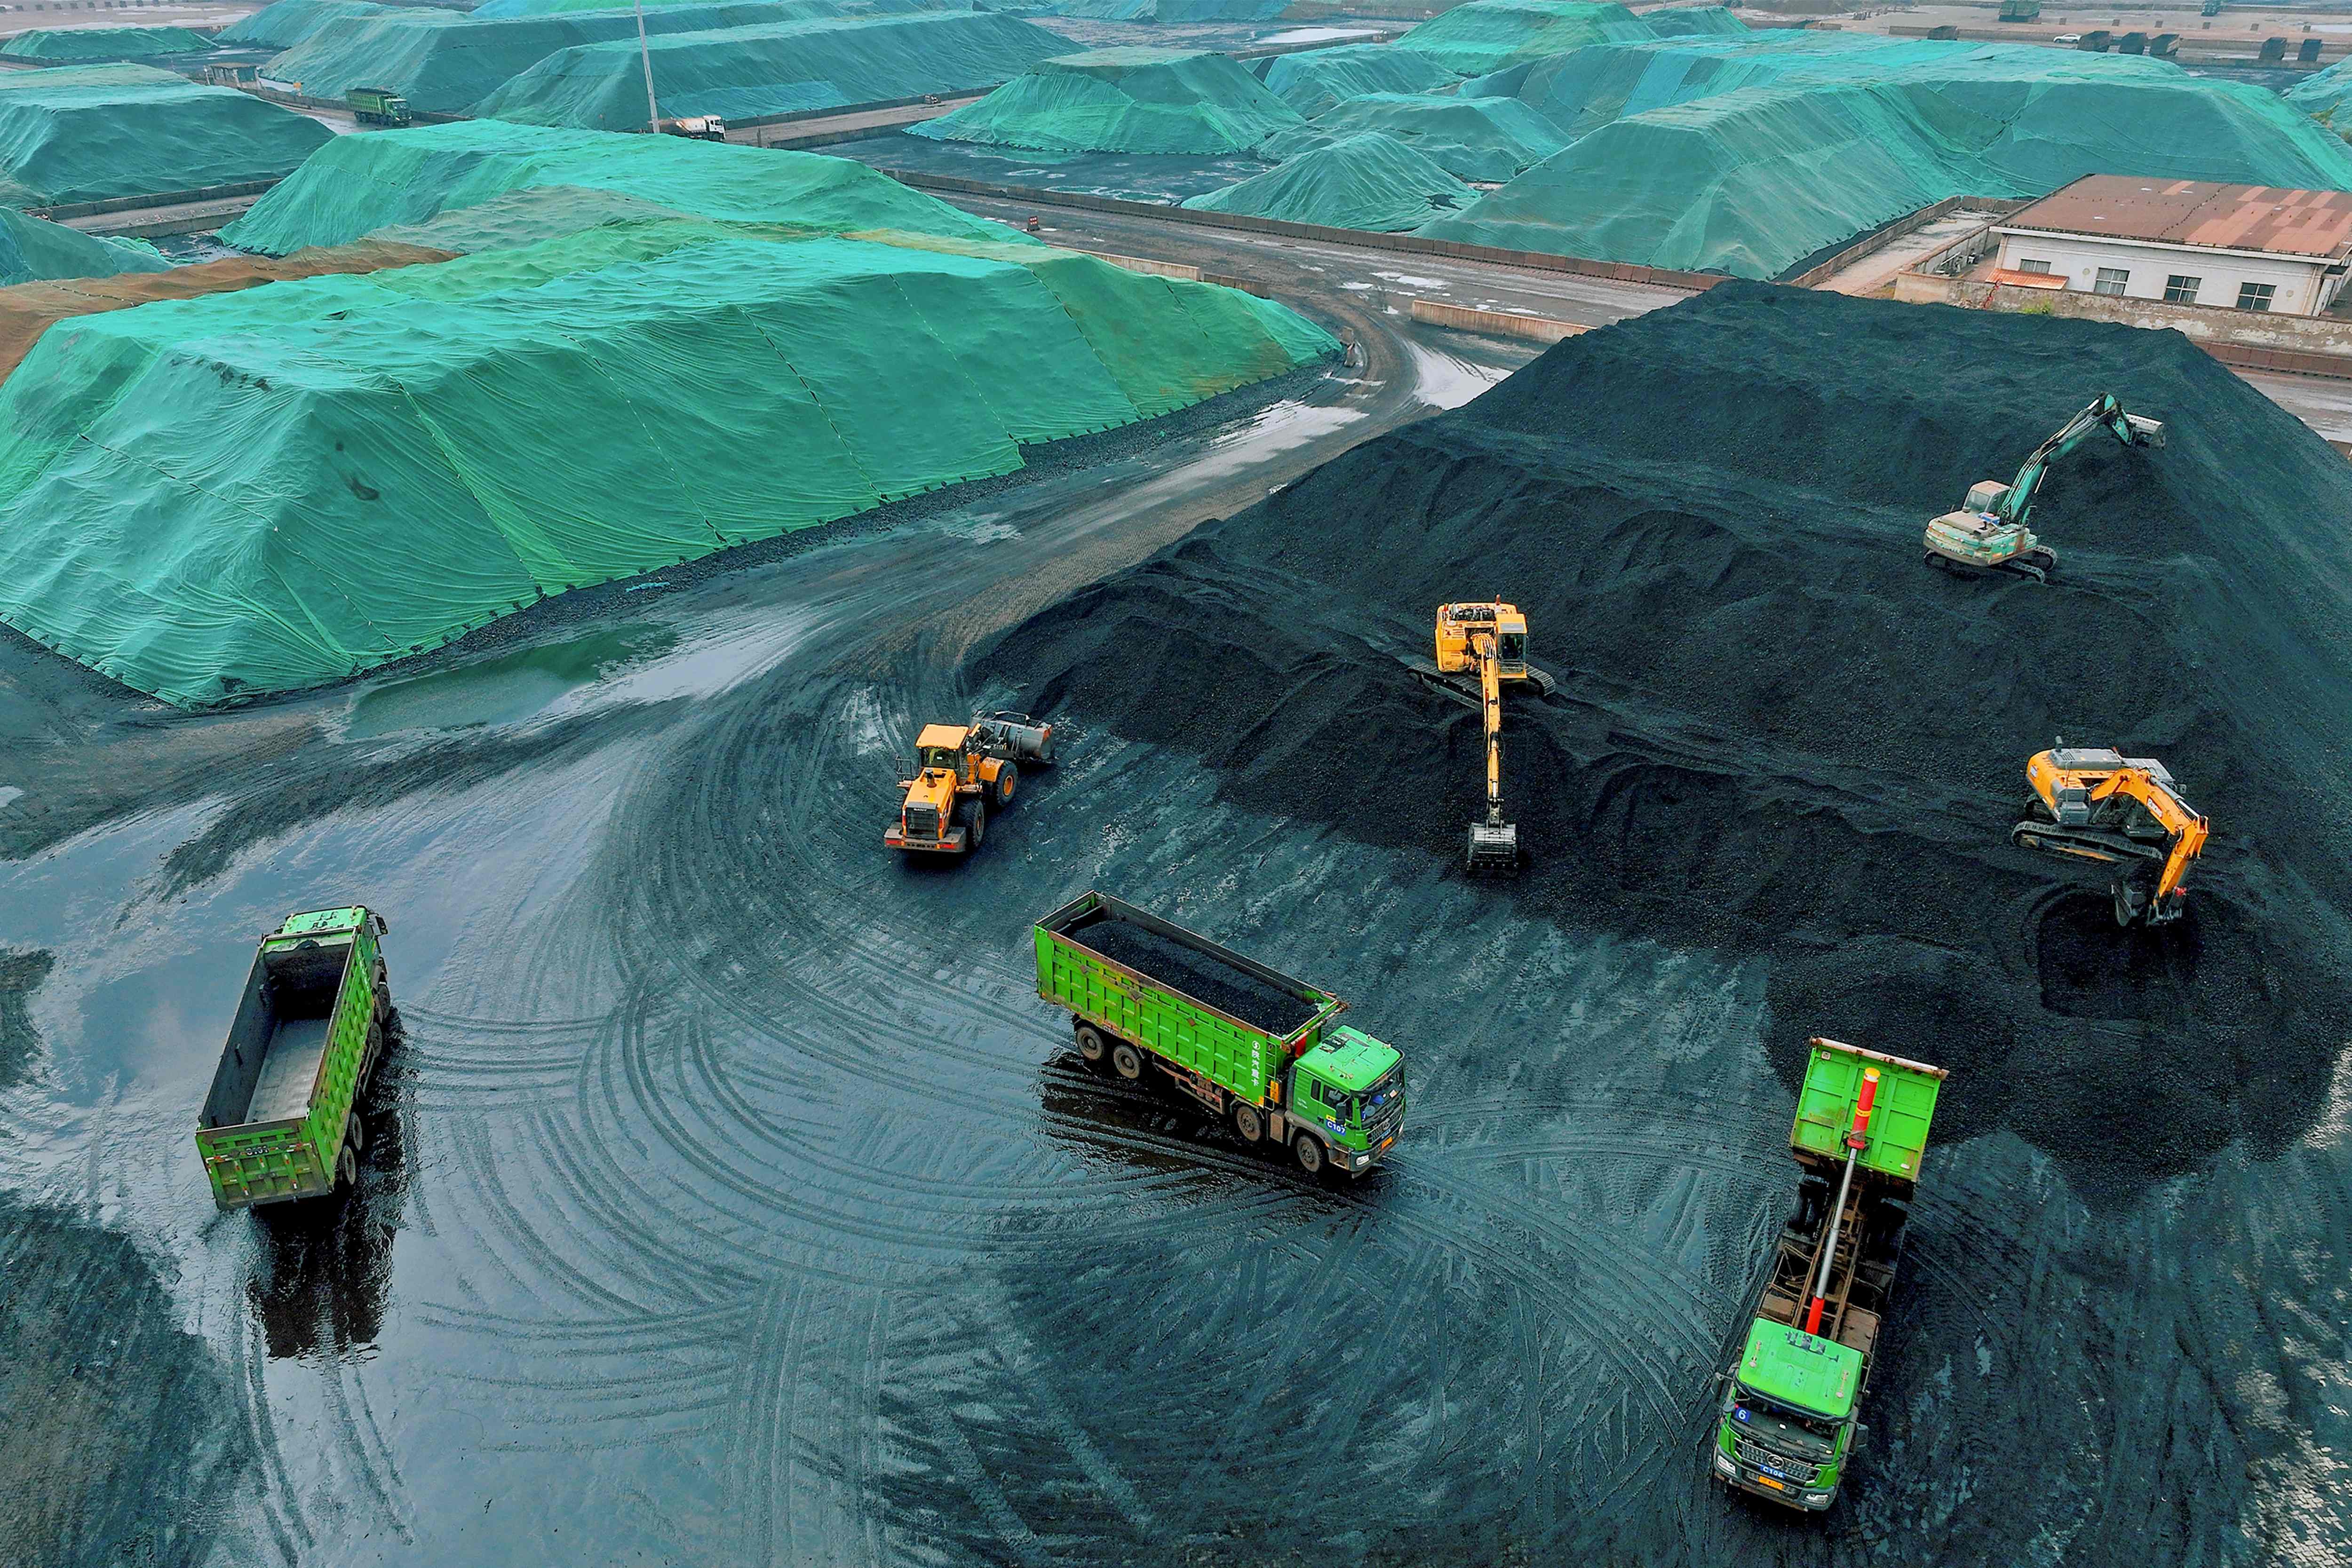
{"left": 194, "top": 907, "right": 395, "bottom": 1211}
{"left": 1710, "top": 1037, "right": 1947, "bottom": 1510}
{"left": 346, "top": 86, "right": 410, "bottom": 127}
{"left": 1034, "top": 891, "right": 1406, "bottom": 1179}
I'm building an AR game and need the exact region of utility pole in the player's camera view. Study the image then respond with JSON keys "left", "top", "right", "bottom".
{"left": 635, "top": 0, "right": 659, "bottom": 134}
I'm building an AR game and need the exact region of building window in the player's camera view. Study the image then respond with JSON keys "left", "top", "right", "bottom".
{"left": 2237, "top": 281, "right": 2277, "bottom": 312}
{"left": 2164, "top": 275, "right": 2201, "bottom": 305}
{"left": 2017, "top": 257, "right": 2054, "bottom": 274}
{"left": 2093, "top": 267, "right": 2130, "bottom": 296}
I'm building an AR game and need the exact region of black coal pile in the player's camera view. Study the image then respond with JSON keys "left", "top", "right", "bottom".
{"left": 1065, "top": 914, "right": 1319, "bottom": 1035}
{"left": 983, "top": 282, "right": 2352, "bottom": 1199}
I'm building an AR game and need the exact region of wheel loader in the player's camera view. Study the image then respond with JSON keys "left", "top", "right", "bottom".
{"left": 2010, "top": 743, "right": 2208, "bottom": 925}
{"left": 1923, "top": 395, "right": 2165, "bottom": 582}
{"left": 1408, "top": 602, "right": 1552, "bottom": 874}
{"left": 885, "top": 712, "right": 1056, "bottom": 856}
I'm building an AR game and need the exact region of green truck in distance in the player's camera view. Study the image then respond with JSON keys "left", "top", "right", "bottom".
{"left": 1034, "top": 891, "right": 1406, "bottom": 1178}
{"left": 346, "top": 86, "right": 410, "bottom": 127}
{"left": 1711, "top": 1037, "right": 1948, "bottom": 1510}
{"left": 195, "top": 908, "right": 395, "bottom": 1210}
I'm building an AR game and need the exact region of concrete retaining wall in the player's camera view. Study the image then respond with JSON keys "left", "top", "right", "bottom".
{"left": 1409, "top": 298, "right": 1585, "bottom": 343}
{"left": 1894, "top": 270, "right": 2352, "bottom": 377}
{"left": 1085, "top": 251, "right": 1202, "bottom": 282}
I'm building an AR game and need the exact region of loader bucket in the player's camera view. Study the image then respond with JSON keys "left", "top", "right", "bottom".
{"left": 1466, "top": 817, "right": 1519, "bottom": 874}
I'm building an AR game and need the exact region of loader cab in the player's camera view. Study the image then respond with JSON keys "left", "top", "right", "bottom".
{"left": 915, "top": 724, "right": 971, "bottom": 781}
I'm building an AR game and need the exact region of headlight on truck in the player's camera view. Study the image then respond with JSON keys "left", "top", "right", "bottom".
{"left": 1712, "top": 1452, "right": 1735, "bottom": 1477}
{"left": 1351, "top": 1153, "right": 1369, "bottom": 1169}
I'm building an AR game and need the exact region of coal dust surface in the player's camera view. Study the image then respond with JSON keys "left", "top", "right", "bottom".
{"left": 983, "top": 281, "right": 2352, "bottom": 1201}
{"left": 1064, "top": 913, "right": 1319, "bottom": 1034}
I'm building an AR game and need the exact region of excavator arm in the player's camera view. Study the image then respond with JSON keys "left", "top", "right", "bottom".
{"left": 1992, "top": 394, "right": 2166, "bottom": 528}
{"left": 2088, "top": 770, "right": 2209, "bottom": 904}
{"left": 1464, "top": 632, "right": 1519, "bottom": 873}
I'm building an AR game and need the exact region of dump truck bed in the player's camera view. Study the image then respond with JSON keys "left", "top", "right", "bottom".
{"left": 1790, "top": 1037, "right": 1946, "bottom": 1188}
{"left": 196, "top": 908, "right": 386, "bottom": 1209}
{"left": 1035, "top": 891, "right": 1344, "bottom": 1105}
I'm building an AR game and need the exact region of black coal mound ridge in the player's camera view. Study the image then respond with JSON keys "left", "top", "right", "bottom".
{"left": 1066, "top": 917, "right": 1319, "bottom": 1037}
{"left": 981, "top": 282, "right": 2352, "bottom": 1201}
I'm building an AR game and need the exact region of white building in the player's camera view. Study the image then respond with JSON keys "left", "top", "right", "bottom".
{"left": 1991, "top": 175, "right": 2352, "bottom": 317}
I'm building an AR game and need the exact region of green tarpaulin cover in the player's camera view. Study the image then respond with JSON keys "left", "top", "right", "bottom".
{"left": 1259, "top": 43, "right": 1460, "bottom": 117}
{"left": 0, "top": 26, "right": 214, "bottom": 60}
{"left": 221, "top": 119, "right": 1010, "bottom": 253}
{"left": 1184, "top": 131, "right": 1467, "bottom": 230}
{"left": 216, "top": 0, "right": 400, "bottom": 50}
{"left": 259, "top": 0, "right": 837, "bottom": 114}
{"left": 0, "top": 217, "right": 1336, "bottom": 706}
{"left": 1393, "top": 0, "right": 1741, "bottom": 77}
{"left": 476, "top": 11, "right": 1068, "bottom": 130}
{"left": 911, "top": 47, "right": 1304, "bottom": 153}
{"left": 1424, "top": 36, "right": 2352, "bottom": 277}
{"left": 0, "top": 64, "right": 333, "bottom": 207}
{"left": 1042, "top": 0, "right": 1292, "bottom": 19}
{"left": 0, "top": 206, "right": 170, "bottom": 285}
{"left": 1265, "top": 90, "right": 1568, "bottom": 181}
{"left": 2286, "top": 54, "right": 2352, "bottom": 135}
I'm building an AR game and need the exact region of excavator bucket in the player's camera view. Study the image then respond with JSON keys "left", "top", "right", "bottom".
{"left": 1466, "top": 815, "right": 1519, "bottom": 874}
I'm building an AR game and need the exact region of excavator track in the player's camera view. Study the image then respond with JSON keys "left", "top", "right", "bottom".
{"left": 1405, "top": 657, "right": 1557, "bottom": 706}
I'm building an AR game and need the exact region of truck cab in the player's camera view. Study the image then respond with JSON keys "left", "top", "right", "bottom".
{"left": 1715, "top": 1320, "right": 1863, "bottom": 1508}
{"left": 1287, "top": 1026, "right": 1406, "bottom": 1176}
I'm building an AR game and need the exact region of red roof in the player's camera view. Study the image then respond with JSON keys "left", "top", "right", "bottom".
{"left": 2000, "top": 175, "right": 2352, "bottom": 260}
{"left": 1988, "top": 268, "right": 2067, "bottom": 289}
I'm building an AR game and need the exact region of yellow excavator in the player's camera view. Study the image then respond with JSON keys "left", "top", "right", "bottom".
{"left": 2010, "top": 743, "right": 2209, "bottom": 926}
{"left": 1411, "top": 602, "right": 1550, "bottom": 874}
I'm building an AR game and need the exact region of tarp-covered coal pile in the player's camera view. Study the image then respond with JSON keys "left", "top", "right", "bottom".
{"left": 982, "top": 282, "right": 2352, "bottom": 1200}
{"left": 473, "top": 10, "right": 1069, "bottom": 131}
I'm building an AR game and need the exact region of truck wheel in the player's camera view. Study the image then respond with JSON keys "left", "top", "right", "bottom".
{"left": 347, "top": 1117, "right": 366, "bottom": 1155}
{"left": 1110, "top": 1041, "right": 1143, "bottom": 1081}
{"left": 955, "top": 797, "right": 985, "bottom": 850}
{"left": 1231, "top": 1102, "right": 1264, "bottom": 1145}
{"left": 992, "top": 763, "right": 1017, "bottom": 812}
{"left": 1074, "top": 1024, "right": 1109, "bottom": 1064}
{"left": 1293, "top": 1133, "right": 1326, "bottom": 1178}
{"left": 337, "top": 1144, "right": 357, "bottom": 1188}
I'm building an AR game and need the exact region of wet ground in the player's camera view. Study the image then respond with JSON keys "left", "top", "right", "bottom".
{"left": 3, "top": 278, "right": 2349, "bottom": 1568}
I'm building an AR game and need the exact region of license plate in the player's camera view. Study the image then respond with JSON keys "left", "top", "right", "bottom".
{"left": 1754, "top": 1475, "right": 1786, "bottom": 1491}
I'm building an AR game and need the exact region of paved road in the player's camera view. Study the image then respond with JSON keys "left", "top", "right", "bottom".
{"left": 930, "top": 186, "right": 1694, "bottom": 328}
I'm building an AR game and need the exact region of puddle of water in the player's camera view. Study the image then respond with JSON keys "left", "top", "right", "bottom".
{"left": 342, "top": 625, "right": 678, "bottom": 739}
{"left": 1374, "top": 270, "right": 1449, "bottom": 289}
{"left": 1404, "top": 343, "right": 1513, "bottom": 411}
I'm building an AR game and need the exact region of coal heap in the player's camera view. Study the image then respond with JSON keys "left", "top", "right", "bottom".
{"left": 983, "top": 282, "right": 2352, "bottom": 1199}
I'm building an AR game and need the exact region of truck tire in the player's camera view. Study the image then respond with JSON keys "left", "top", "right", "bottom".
{"left": 992, "top": 763, "right": 1017, "bottom": 812}
{"left": 1110, "top": 1041, "right": 1143, "bottom": 1081}
{"left": 1231, "top": 1101, "right": 1264, "bottom": 1145}
{"left": 347, "top": 1117, "right": 366, "bottom": 1155}
{"left": 337, "top": 1144, "right": 357, "bottom": 1189}
{"left": 955, "top": 797, "right": 985, "bottom": 850}
{"left": 1293, "top": 1132, "right": 1326, "bottom": 1178}
{"left": 1074, "top": 1023, "right": 1109, "bottom": 1064}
